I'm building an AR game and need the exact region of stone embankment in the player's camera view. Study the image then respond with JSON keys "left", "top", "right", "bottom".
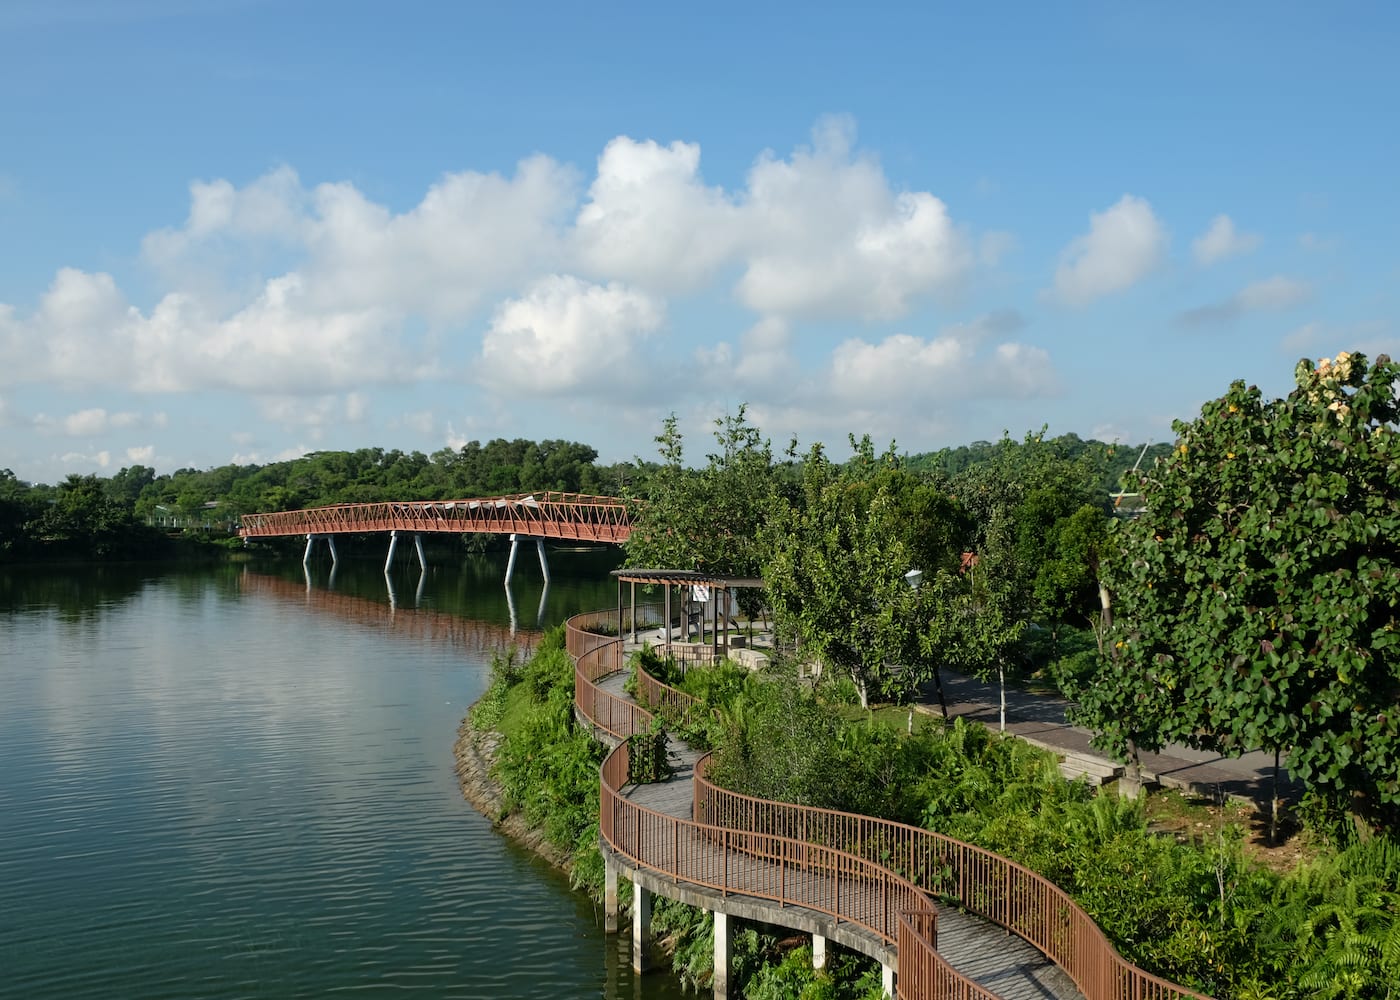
{"left": 452, "top": 711, "right": 572, "bottom": 869}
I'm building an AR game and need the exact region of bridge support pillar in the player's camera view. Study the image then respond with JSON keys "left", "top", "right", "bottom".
{"left": 505, "top": 533, "right": 520, "bottom": 586}
{"left": 304, "top": 533, "right": 339, "bottom": 567}
{"left": 414, "top": 533, "right": 427, "bottom": 572}
{"left": 812, "top": 933, "right": 826, "bottom": 971}
{"left": 712, "top": 910, "right": 733, "bottom": 999}
{"left": 535, "top": 537, "right": 550, "bottom": 583}
{"left": 881, "top": 961, "right": 894, "bottom": 999}
{"left": 385, "top": 530, "right": 399, "bottom": 573}
{"left": 604, "top": 859, "right": 619, "bottom": 933}
{"left": 631, "top": 882, "right": 651, "bottom": 973}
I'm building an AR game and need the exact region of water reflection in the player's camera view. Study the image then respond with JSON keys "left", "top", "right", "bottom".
{"left": 0, "top": 559, "right": 685, "bottom": 1000}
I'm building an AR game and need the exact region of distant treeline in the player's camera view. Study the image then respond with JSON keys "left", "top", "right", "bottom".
{"left": 0, "top": 431, "right": 1158, "bottom": 563}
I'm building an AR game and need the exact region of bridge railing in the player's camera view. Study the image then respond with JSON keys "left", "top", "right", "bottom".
{"left": 567, "top": 606, "right": 1210, "bottom": 1000}
{"left": 568, "top": 612, "right": 986, "bottom": 1000}
{"left": 691, "top": 757, "right": 1212, "bottom": 1000}
{"left": 240, "top": 492, "right": 633, "bottom": 543}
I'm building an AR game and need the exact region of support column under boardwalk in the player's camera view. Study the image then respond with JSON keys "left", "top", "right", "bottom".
{"left": 812, "top": 933, "right": 827, "bottom": 971}
{"left": 882, "top": 961, "right": 894, "bottom": 999}
{"left": 712, "top": 910, "right": 733, "bottom": 999}
{"left": 632, "top": 883, "right": 651, "bottom": 973}
{"left": 604, "top": 860, "right": 619, "bottom": 934}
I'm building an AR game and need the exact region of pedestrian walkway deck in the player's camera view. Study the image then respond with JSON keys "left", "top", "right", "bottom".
{"left": 599, "top": 677, "right": 1079, "bottom": 1000}
{"left": 569, "top": 607, "right": 1212, "bottom": 1000}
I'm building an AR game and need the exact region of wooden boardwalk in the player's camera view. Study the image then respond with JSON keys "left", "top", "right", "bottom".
{"left": 595, "top": 672, "right": 1082, "bottom": 1000}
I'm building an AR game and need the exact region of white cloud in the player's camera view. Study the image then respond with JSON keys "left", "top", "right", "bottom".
{"left": 126, "top": 445, "right": 155, "bottom": 463}
{"left": 574, "top": 137, "right": 742, "bottom": 293}
{"left": 478, "top": 275, "right": 665, "bottom": 394}
{"left": 1178, "top": 275, "right": 1312, "bottom": 327}
{"left": 1051, "top": 195, "right": 1167, "bottom": 305}
{"left": 1192, "top": 214, "right": 1260, "bottom": 265}
{"left": 737, "top": 117, "right": 971, "bottom": 320}
{"left": 257, "top": 393, "right": 367, "bottom": 433}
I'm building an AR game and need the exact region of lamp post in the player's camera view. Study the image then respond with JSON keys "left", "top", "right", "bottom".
{"left": 902, "top": 568, "right": 924, "bottom": 732}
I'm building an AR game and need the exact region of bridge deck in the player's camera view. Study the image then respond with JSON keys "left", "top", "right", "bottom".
{"left": 595, "top": 671, "right": 1082, "bottom": 1000}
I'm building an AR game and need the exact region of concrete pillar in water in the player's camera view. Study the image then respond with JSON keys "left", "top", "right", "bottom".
{"left": 604, "top": 860, "right": 619, "bottom": 934}
{"left": 812, "top": 933, "right": 827, "bottom": 971}
{"left": 303, "top": 533, "right": 316, "bottom": 566}
{"left": 882, "top": 962, "right": 894, "bottom": 998}
{"left": 632, "top": 882, "right": 651, "bottom": 973}
{"left": 712, "top": 910, "right": 733, "bottom": 999}
{"left": 504, "top": 533, "right": 519, "bottom": 585}
{"left": 325, "top": 535, "right": 339, "bottom": 567}
{"left": 535, "top": 538, "right": 549, "bottom": 583}
{"left": 384, "top": 530, "right": 400, "bottom": 573}
{"left": 414, "top": 533, "right": 427, "bottom": 572}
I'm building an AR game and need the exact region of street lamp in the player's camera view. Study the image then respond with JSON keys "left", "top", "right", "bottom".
{"left": 904, "top": 568, "right": 923, "bottom": 590}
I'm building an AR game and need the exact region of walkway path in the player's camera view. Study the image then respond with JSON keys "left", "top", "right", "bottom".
{"left": 594, "top": 671, "right": 1083, "bottom": 1000}
{"left": 919, "top": 669, "right": 1299, "bottom": 807}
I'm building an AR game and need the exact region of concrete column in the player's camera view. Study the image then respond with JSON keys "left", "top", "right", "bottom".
{"left": 882, "top": 962, "right": 895, "bottom": 998}
{"left": 325, "top": 535, "right": 339, "bottom": 566}
{"left": 535, "top": 537, "right": 550, "bottom": 582}
{"left": 812, "top": 933, "right": 827, "bottom": 971}
{"left": 604, "top": 859, "right": 620, "bottom": 934}
{"left": 413, "top": 533, "right": 427, "bottom": 571}
{"left": 713, "top": 910, "right": 733, "bottom": 999}
{"left": 303, "top": 533, "right": 316, "bottom": 565}
{"left": 504, "top": 533, "right": 519, "bottom": 585}
{"left": 632, "top": 882, "right": 651, "bottom": 973}
{"left": 385, "top": 529, "right": 400, "bottom": 573}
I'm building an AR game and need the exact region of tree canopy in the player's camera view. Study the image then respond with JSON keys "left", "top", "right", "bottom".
{"left": 1076, "top": 352, "right": 1400, "bottom": 829}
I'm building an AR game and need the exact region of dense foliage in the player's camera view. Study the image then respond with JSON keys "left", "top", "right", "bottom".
{"left": 471, "top": 630, "right": 609, "bottom": 896}
{"left": 704, "top": 666, "right": 1400, "bottom": 999}
{"left": 1077, "top": 352, "right": 1400, "bottom": 831}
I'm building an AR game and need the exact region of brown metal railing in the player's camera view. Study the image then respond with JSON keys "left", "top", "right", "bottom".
{"left": 567, "top": 607, "right": 1211, "bottom": 1000}
{"left": 240, "top": 492, "right": 634, "bottom": 543}
{"left": 692, "top": 746, "right": 1212, "bottom": 1000}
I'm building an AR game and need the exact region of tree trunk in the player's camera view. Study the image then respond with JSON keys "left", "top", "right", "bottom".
{"left": 1096, "top": 581, "right": 1113, "bottom": 655}
{"left": 931, "top": 664, "right": 949, "bottom": 719}
{"left": 1123, "top": 735, "right": 1145, "bottom": 799}
{"left": 1270, "top": 747, "right": 1281, "bottom": 846}
{"left": 998, "top": 662, "right": 1006, "bottom": 733}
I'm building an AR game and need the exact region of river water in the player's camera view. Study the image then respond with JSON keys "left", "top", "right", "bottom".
{"left": 0, "top": 553, "right": 686, "bottom": 999}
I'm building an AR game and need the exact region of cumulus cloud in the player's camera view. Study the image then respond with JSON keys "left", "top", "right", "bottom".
{"left": 737, "top": 117, "right": 971, "bottom": 319}
{"left": 126, "top": 445, "right": 155, "bottom": 463}
{"left": 575, "top": 119, "right": 973, "bottom": 320}
{"left": 1177, "top": 276, "right": 1312, "bottom": 327}
{"left": 1192, "top": 214, "right": 1260, "bottom": 265}
{"left": 574, "top": 137, "right": 742, "bottom": 292}
{"left": 1051, "top": 195, "right": 1167, "bottom": 305}
{"left": 477, "top": 275, "right": 665, "bottom": 394}
{"left": 257, "top": 393, "right": 369, "bottom": 434}
{"left": 828, "top": 310, "right": 1048, "bottom": 404}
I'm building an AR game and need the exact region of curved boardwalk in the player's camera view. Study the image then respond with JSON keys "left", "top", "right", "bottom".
{"left": 568, "top": 607, "right": 1213, "bottom": 1000}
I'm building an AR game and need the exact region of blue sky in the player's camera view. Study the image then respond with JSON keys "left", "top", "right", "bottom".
{"left": 1, "top": 1, "right": 1396, "bottom": 484}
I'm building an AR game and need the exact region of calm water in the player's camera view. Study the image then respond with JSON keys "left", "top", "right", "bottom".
{"left": 0, "top": 552, "right": 685, "bottom": 1000}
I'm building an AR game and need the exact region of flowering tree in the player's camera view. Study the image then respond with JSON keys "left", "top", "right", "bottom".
{"left": 1075, "top": 352, "right": 1400, "bottom": 829}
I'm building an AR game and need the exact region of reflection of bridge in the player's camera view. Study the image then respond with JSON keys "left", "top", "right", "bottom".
{"left": 569, "top": 607, "right": 1212, "bottom": 1000}
{"left": 239, "top": 493, "right": 633, "bottom": 582}
{"left": 239, "top": 570, "right": 544, "bottom": 652}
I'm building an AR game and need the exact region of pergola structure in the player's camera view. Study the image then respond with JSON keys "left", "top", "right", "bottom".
{"left": 611, "top": 569, "right": 764, "bottom": 659}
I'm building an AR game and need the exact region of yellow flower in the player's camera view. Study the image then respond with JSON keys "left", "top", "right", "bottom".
{"left": 1178, "top": 443, "right": 1188, "bottom": 455}
{"left": 1226, "top": 451, "right": 1235, "bottom": 459}
{"left": 1228, "top": 404, "right": 1238, "bottom": 413}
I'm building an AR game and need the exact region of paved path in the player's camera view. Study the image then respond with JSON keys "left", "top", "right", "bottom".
{"left": 919, "top": 668, "right": 1299, "bottom": 808}
{"left": 597, "top": 669, "right": 1083, "bottom": 1000}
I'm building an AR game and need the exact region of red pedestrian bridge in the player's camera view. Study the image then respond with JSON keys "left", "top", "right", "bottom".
{"left": 239, "top": 492, "right": 633, "bottom": 580}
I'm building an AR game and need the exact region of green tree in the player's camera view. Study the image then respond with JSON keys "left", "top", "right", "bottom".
{"left": 1077, "top": 352, "right": 1400, "bottom": 830}
{"left": 764, "top": 439, "right": 966, "bottom": 710}
{"left": 624, "top": 407, "right": 782, "bottom": 592}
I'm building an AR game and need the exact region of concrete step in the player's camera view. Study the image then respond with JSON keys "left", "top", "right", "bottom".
{"left": 1058, "top": 751, "right": 1124, "bottom": 785}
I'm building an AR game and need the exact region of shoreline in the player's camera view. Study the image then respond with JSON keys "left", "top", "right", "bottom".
{"left": 452, "top": 706, "right": 573, "bottom": 871}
